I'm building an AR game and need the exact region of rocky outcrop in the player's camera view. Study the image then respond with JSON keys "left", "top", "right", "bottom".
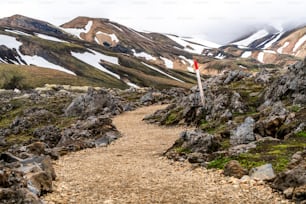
{"left": 0, "top": 86, "right": 145, "bottom": 203}
{"left": 264, "top": 58, "right": 306, "bottom": 104}
{"left": 230, "top": 117, "right": 255, "bottom": 145}
{"left": 272, "top": 151, "right": 306, "bottom": 201}
{"left": 143, "top": 59, "right": 306, "bottom": 203}
{"left": 144, "top": 70, "right": 250, "bottom": 126}
{"left": 165, "top": 129, "right": 221, "bottom": 163}
{"left": 65, "top": 88, "right": 123, "bottom": 117}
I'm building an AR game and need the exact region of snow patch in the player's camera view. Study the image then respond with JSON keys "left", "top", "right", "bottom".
{"left": 277, "top": 42, "right": 290, "bottom": 54}
{"left": 263, "top": 32, "right": 284, "bottom": 49}
{"left": 293, "top": 35, "right": 306, "bottom": 52}
{"left": 187, "top": 66, "right": 195, "bottom": 73}
{"left": 257, "top": 52, "right": 265, "bottom": 63}
{"left": 132, "top": 49, "right": 156, "bottom": 61}
{"left": 160, "top": 57, "right": 173, "bottom": 69}
{"left": 215, "top": 53, "right": 226, "bottom": 60}
{"left": 0, "top": 34, "right": 23, "bottom": 48}
{"left": 62, "top": 28, "right": 83, "bottom": 39}
{"left": 35, "top": 33, "right": 67, "bottom": 43}
{"left": 126, "top": 82, "right": 140, "bottom": 88}
{"left": 142, "top": 62, "right": 184, "bottom": 83}
{"left": 108, "top": 23, "right": 123, "bottom": 32}
{"left": 181, "top": 37, "right": 220, "bottom": 48}
{"left": 131, "top": 29, "right": 153, "bottom": 42}
{"left": 166, "top": 34, "right": 207, "bottom": 54}
{"left": 5, "top": 29, "right": 32, "bottom": 36}
{"left": 179, "top": 55, "right": 195, "bottom": 73}
{"left": 0, "top": 34, "right": 75, "bottom": 75}
{"left": 62, "top": 20, "right": 93, "bottom": 39}
{"left": 23, "top": 55, "right": 76, "bottom": 75}
{"left": 84, "top": 20, "right": 93, "bottom": 33}
{"left": 263, "top": 50, "right": 276, "bottom": 54}
{"left": 71, "top": 49, "right": 120, "bottom": 79}
{"left": 241, "top": 51, "right": 252, "bottom": 58}
{"left": 96, "top": 31, "right": 119, "bottom": 43}
{"left": 233, "top": 30, "right": 269, "bottom": 47}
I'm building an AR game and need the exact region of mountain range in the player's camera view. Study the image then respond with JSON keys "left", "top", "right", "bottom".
{"left": 0, "top": 14, "right": 305, "bottom": 89}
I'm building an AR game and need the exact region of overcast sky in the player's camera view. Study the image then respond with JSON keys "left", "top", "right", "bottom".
{"left": 1, "top": 0, "right": 306, "bottom": 44}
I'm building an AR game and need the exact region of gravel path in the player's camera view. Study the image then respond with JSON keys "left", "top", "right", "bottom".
{"left": 43, "top": 105, "right": 290, "bottom": 204}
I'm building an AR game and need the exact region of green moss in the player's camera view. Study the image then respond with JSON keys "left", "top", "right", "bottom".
{"left": 163, "top": 108, "right": 183, "bottom": 125}
{"left": 207, "top": 157, "right": 232, "bottom": 169}
{"left": 296, "top": 131, "right": 306, "bottom": 138}
{"left": 6, "top": 134, "right": 33, "bottom": 144}
{"left": 165, "top": 113, "right": 177, "bottom": 125}
{"left": 289, "top": 105, "right": 301, "bottom": 113}
{"left": 220, "top": 139, "right": 231, "bottom": 150}
{"left": 175, "top": 147, "right": 192, "bottom": 154}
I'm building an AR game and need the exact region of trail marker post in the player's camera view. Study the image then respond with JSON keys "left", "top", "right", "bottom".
{"left": 194, "top": 59, "right": 205, "bottom": 107}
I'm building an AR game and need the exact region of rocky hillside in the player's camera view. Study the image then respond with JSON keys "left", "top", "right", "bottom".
{"left": 2, "top": 15, "right": 306, "bottom": 91}
{"left": 202, "top": 25, "right": 306, "bottom": 66}
{"left": 144, "top": 59, "right": 306, "bottom": 202}
{"left": 0, "top": 15, "right": 197, "bottom": 90}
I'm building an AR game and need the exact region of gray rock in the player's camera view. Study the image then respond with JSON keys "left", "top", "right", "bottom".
{"left": 228, "top": 142, "right": 257, "bottom": 155}
{"left": 0, "top": 152, "right": 22, "bottom": 163}
{"left": 293, "top": 184, "right": 306, "bottom": 202}
{"left": 95, "top": 131, "right": 120, "bottom": 147}
{"left": 187, "top": 152, "right": 205, "bottom": 163}
{"left": 179, "top": 130, "right": 221, "bottom": 153}
{"left": 33, "top": 125, "right": 61, "bottom": 148}
{"left": 223, "top": 70, "right": 250, "bottom": 84}
{"left": 65, "top": 88, "right": 123, "bottom": 117}
{"left": 264, "top": 58, "right": 306, "bottom": 104}
{"left": 273, "top": 150, "right": 306, "bottom": 191}
{"left": 230, "top": 117, "right": 255, "bottom": 145}
{"left": 250, "top": 164, "right": 276, "bottom": 181}
{"left": 26, "top": 171, "right": 52, "bottom": 196}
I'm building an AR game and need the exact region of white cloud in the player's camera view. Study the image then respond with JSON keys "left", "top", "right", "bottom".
{"left": 0, "top": 0, "right": 306, "bottom": 44}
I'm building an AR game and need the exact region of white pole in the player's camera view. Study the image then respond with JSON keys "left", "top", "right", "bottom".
{"left": 194, "top": 60, "right": 205, "bottom": 107}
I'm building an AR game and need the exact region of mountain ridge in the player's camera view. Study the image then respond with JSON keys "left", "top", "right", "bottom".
{"left": 0, "top": 14, "right": 306, "bottom": 90}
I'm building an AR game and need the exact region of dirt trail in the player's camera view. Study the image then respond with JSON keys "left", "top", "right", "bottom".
{"left": 43, "top": 105, "right": 289, "bottom": 204}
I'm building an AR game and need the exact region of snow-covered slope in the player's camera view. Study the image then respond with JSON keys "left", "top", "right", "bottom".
{"left": 0, "top": 34, "right": 75, "bottom": 75}
{"left": 232, "top": 30, "right": 269, "bottom": 47}
{"left": 165, "top": 34, "right": 220, "bottom": 54}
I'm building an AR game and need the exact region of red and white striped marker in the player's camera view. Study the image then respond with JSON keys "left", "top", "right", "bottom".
{"left": 194, "top": 59, "right": 205, "bottom": 107}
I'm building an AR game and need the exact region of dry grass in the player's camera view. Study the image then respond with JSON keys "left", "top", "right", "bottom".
{"left": 43, "top": 105, "right": 290, "bottom": 204}
{"left": 0, "top": 64, "right": 102, "bottom": 88}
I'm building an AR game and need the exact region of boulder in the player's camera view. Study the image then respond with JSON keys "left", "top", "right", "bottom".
{"left": 293, "top": 184, "right": 306, "bottom": 202}
{"left": 273, "top": 151, "right": 306, "bottom": 191}
{"left": 224, "top": 160, "right": 248, "bottom": 179}
{"left": 249, "top": 164, "right": 276, "bottom": 181}
{"left": 0, "top": 188, "right": 19, "bottom": 203}
{"left": 230, "top": 117, "right": 255, "bottom": 145}
{"left": 264, "top": 58, "right": 306, "bottom": 104}
{"left": 187, "top": 152, "right": 205, "bottom": 164}
{"left": 65, "top": 88, "right": 123, "bottom": 117}
{"left": 26, "top": 142, "right": 46, "bottom": 155}
{"left": 179, "top": 130, "right": 221, "bottom": 153}
{"left": 255, "top": 102, "right": 289, "bottom": 138}
{"left": 33, "top": 125, "right": 61, "bottom": 148}
{"left": 26, "top": 171, "right": 52, "bottom": 196}
{"left": 223, "top": 70, "right": 251, "bottom": 84}
{"left": 0, "top": 170, "right": 9, "bottom": 187}
{"left": 0, "top": 152, "right": 22, "bottom": 163}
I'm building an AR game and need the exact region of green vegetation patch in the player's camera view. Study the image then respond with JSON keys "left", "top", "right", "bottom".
{"left": 207, "top": 135, "right": 306, "bottom": 173}
{"left": 174, "top": 147, "right": 192, "bottom": 154}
